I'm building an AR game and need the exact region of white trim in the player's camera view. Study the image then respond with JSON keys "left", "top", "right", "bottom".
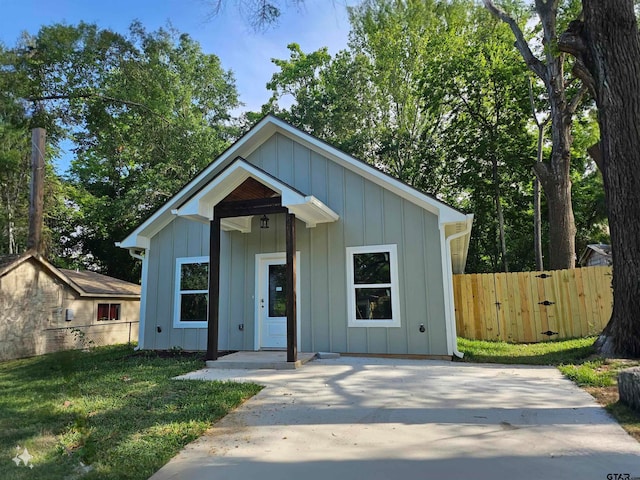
{"left": 439, "top": 219, "right": 473, "bottom": 359}
{"left": 174, "top": 159, "right": 339, "bottom": 229}
{"left": 129, "top": 248, "right": 149, "bottom": 349}
{"left": 346, "top": 245, "right": 401, "bottom": 328}
{"left": 173, "top": 256, "right": 210, "bottom": 329}
{"left": 118, "top": 115, "right": 467, "bottom": 250}
{"left": 254, "top": 252, "right": 301, "bottom": 351}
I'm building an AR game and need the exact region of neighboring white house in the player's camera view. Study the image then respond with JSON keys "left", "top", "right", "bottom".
{"left": 118, "top": 115, "right": 473, "bottom": 361}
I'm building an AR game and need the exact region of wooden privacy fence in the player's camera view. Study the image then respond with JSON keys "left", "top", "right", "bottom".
{"left": 453, "top": 266, "right": 613, "bottom": 343}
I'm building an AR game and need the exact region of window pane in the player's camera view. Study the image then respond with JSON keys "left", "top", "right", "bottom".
{"left": 97, "top": 303, "right": 109, "bottom": 321}
{"left": 109, "top": 304, "right": 120, "bottom": 320}
{"left": 354, "top": 288, "right": 393, "bottom": 320}
{"left": 269, "top": 264, "right": 287, "bottom": 317}
{"left": 180, "top": 293, "right": 208, "bottom": 321}
{"left": 353, "top": 252, "right": 390, "bottom": 284}
{"left": 181, "top": 263, "right": 208, "bottom": 290}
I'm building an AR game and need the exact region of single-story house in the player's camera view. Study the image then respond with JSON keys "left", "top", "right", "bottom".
{"left": 118, "top": 115, "right": 473, "bottom": 361}
{"left": 0, "top": 251, "right": 140, "bottom": 361}
{"left": 579, "top": 244, "right": 612, "bottom": 267}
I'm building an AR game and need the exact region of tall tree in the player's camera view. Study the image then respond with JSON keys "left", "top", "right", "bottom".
{"left": 2, "top": 23, "right": 239, "bottom": 281}
{"left": 559, "top": 0, "right": 640, "bottom": 356}
{"left": 0, "top": 123, "right": 30, "bottom": 255}
{"left": 483, "top": 0, "right": 588, "bottom": 270}
{"left": 441, "top": 5, "right": 537, "bottom": 273}
{"left": 266, "top": 0, "right": 466, "bottom": 192}
{"left": 67, "top": 23, "right": 239, "bottom": 281}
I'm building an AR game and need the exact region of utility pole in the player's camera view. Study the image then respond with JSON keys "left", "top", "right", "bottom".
{"left": 27, "top": 127, "right": 45, "bottom": 254}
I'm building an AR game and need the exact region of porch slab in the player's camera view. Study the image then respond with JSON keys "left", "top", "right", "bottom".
{"left": 205, "top": 351, "right": 317, "bottom": 370}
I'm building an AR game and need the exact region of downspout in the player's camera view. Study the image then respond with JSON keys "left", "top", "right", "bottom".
{"left": 127, "top": 247, "right": 148, "bottom": 351}
{"left": 441, "top": 216, "right": 473, "bottom": 359}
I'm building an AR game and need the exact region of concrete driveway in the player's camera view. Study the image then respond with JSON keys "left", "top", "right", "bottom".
{"left": 150, "top": 357, "right": 640, "bottom": 480}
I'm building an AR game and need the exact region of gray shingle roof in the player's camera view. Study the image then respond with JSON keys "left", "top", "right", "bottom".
{"left": 60, "top": 269, "right": 141, "bottom": 297}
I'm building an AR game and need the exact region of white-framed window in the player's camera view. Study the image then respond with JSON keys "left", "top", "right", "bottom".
{"left": 346, "top": 244, "right": 401, "bottom": 328}
{"left": 174, "top": 256, "right": 209, "bottom": 329}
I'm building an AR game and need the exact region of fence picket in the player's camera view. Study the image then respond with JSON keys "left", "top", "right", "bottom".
{"left": 453, "top": 266, "right": 612, "bottom": 342}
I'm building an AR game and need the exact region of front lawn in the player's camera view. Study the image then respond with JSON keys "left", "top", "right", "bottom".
{"left": 457, "top": 336, "right": 597, "bottom": 365}
{"left": 0, "top": 345, "right": 261, "bottom": 479}
{"left": 458, "top": 336, "right": 640, "bottom": 442}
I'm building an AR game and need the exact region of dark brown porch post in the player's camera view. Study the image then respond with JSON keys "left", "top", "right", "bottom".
{"left": 285, "top": 213, "right": 297, "bottom": 362}
{"left": 206, "top": 214, "right": 221, "bottom": 361}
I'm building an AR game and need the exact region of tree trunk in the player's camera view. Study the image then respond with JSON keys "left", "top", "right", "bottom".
{"left": 560, "top": 0, "right": 640, "bottom": 356}
{"left": 529, "top": 78, "right": 547, "bottom": 271}
{"left": 492, "top": 156, "right": 509, "bottom": 272}
{"left": 533, "top": 177, "right": 543, "bottom": 270}
{"left": 27, "top": 128, "right": 46, "bottom": 254}
{"left": 484, "top": 0, "right": 580, "bottom": 270}
{"left": 537, "top": 168, "right": 576, "bottom": 269}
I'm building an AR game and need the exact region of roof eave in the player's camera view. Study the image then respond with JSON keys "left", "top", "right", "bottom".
{"left": 119, "top": 114, "right": 471, "bottom": 249}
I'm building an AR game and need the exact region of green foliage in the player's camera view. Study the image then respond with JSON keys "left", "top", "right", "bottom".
{"left": 0, "top": 344, "right": 261, "bottom": 480}
{"left": 1, "top": 22, "right": 240, "bottom": 280}
{"left": 438, "top": 5, "right": 538, "bottom": 272}
{"left": 0, "top": 121, "right": 30, "bottom": 255}
{"left": 64, "top": 23, "right": 239, "bottom": 280}
{"left": 265, "top": 0, "right": 606, "bottom": 273}
{"left": 558, "top": 359, "right": 614, "bottom": 387}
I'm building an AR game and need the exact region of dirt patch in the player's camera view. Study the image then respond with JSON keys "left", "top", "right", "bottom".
{"left": 581, "top": 360, "right": 640, "bottom": 443}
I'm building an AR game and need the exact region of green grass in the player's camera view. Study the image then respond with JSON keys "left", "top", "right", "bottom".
{"left": 457, "top": 336, "right": 596, "bottom": 365}
{"left": 557, "top": 359, "right": 615, "bottom": 387}
{"left": 0, "top": 345, "right": 262, "bottom": 480}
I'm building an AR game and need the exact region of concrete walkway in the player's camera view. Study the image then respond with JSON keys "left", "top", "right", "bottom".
{"left": 150, "top": 357, "right": 640, "bottom": 480}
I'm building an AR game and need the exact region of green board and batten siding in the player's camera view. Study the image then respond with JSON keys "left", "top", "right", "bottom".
{"left": 143, "top": 133, "right": 448, "bottom": 355}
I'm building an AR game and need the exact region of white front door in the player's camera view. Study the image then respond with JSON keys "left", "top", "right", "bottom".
{"left": 256, "top": 253, "right": 301, "bottom": 350}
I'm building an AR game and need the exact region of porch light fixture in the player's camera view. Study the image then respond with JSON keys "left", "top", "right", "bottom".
{"left": 260, "top": 214, "right": 270, "bottom": 229}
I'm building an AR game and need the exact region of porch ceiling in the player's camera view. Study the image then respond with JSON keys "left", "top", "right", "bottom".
{"left": 173, "top": 157, "right": 339, "bottom": 231}
{"left": 221, "top": 177, "right": 279, "bottom": 203}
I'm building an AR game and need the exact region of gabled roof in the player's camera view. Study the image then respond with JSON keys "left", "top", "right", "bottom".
{"left": 578, "top": 243, "right": 612, "bottom": 266}
{"left": 174, "top": 157, "right": 339, "bottom": 230}
{"left": 118, "top": 115, "right": 473, "bottom": 271}
{"left": 60, "top": 269, "right": 141, "bottom": 297}
{"left": 0, "top": 254, "right": 22, "bottom": 272}
{"left": 0, "top": 251, "right": 140, "bottom": 299}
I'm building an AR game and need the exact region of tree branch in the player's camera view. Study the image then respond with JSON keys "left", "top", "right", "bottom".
{"left": 483, "top": 0, "right": 547, "bottom": 81}
{"left": 528, "top": 76, "right": 550, "bottom": 129}
{"left": 587, "top": 141, "right": 603, "bottom": 173}
{"left": 28, "top": 92, "right": 172, "bottom": 124}
{"left": 558, "top": 19, "right": 596, "bottom": 94}
{"left": 567, "top": 83, "right": 589, "bottom": 116}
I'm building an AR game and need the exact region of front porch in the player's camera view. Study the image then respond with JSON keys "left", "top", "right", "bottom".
{"left": 205, "top": 351, "right": 317, "bottom": 370}
{"left": 174, "top": 157, "right": 339, "bottom": 364}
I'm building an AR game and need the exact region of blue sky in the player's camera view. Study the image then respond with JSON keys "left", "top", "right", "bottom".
{"left": 0, "top": 0, "right": 355, "bottom": 170}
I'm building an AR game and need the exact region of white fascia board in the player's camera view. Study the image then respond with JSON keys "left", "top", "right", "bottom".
{"left": 120, "top": 115, "right": 465, "bottom": 249}
{"left": 117, "top": 234, "right": 150, "bottom": 250}
{"left": 287, "top": 196, "right": 340, "bottom": 228}
{"left": 118, "top": 117, "right": 280, "bottom": 250}
{"left": 175, "top": 159, "right": 339, "bottom": 230}
{"left": 221, "top": 216, "right": 253, "bottom": 233}
{"left": 176, "top": 161, "right": 297, "bottom": 221}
